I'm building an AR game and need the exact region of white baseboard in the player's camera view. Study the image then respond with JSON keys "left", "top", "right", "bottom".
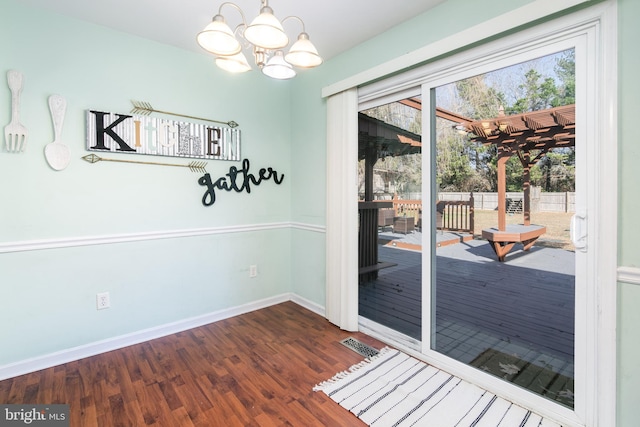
{"left": 289, "top": 293, "right": 326, "bottom": 317}
{"left": 0, "top": 293, "right": 325, "bottom": 381}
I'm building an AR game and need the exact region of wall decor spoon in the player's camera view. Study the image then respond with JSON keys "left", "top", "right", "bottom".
{"left": 44, "top": 94, "right": 70, "bottom": 170}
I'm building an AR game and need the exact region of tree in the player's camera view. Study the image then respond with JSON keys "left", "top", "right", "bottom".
{"left": 554, "top": 50, "right": 576, "bottom": 106}
{"left": 436, "top": 124, "right": 472, "bottom": 191}
{"left": 455, "top": 75, "right": 506, "bottom": 120}
{"left": 508, "top": 69, "right": 558, "bottom": 114}
{"left": 448, "top": 75, "right": 506, "bottom": 191}
{"left": 531, "top": 150, "right": 575, "bottom": 192}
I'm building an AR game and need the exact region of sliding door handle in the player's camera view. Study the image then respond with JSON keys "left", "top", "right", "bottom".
{"left": 570, "top": 211, "right": 587, "bottom": 251}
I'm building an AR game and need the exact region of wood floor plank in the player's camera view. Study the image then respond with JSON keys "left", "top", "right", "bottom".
{"left": 0, "top": 302, "right": 376, "bottom": 426}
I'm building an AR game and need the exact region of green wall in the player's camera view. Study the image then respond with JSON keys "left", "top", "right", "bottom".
{"left": 616, "top": 0, "right": 640, "bottom": 425}
{"left": 0, "top": 1, "right": 293, "bottom": 366}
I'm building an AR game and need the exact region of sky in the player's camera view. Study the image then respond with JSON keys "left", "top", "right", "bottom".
{"left": 436, "top": 48, "right": 573, "bottom": 112}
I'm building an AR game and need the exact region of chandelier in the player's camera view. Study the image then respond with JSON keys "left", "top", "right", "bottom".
{"left": 197, "top": 0, "right": 323, "bottom": 80}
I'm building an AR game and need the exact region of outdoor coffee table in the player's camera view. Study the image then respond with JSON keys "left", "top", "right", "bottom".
{"left": 482, "top": 224, "right": 546, "bottom": 262}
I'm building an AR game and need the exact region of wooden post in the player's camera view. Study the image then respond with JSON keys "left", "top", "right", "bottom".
{"left": 520, "top": 151, "right": 531, "bottom": 226}
{"left": 364, "top": 146, "right": 377, "bottom": 201}
{"left": 497, "top": 148, "right": 509, "bottom": 232}
{"left": 469, "top": 192, "right": 475, "bottom": 234}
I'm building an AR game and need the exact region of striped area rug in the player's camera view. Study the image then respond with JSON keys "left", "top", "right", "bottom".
{"left": 313, "top": 347, "right": 562, "bottom": 427}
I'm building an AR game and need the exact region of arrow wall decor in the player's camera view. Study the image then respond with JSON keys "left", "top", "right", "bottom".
{"left": 82, "top": 153, "right": 207, "bottom": 173}
{"left": 130, "top": 100, "right": 239, "bottom": 128}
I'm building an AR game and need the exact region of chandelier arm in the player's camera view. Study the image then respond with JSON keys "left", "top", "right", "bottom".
{"left": 232, "top": 22, "right": 249, "bottom": 47}
{"left": 281, "top": 15, "right": 306, "bottom": 34}
{"left": 218, "top": 2, "right": 247, "bottom": 27}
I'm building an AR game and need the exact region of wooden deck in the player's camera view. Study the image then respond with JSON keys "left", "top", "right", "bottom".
{"left": 359, "top": 237, "right": 575, "bottom": 406}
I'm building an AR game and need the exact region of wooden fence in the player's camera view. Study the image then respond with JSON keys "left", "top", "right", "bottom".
{"left": 439, "top": 191, "right": 575, "bottom": 212}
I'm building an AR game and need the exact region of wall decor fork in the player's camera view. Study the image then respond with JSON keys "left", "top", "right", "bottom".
{"left": 4, "top": 70, "right": 28, "bottom": 152}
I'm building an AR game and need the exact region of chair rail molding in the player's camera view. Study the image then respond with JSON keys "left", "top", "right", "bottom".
{"left": 618, "top": 266, "right": 640, "bottom": 286}
{"left": 0, "top": 221, "right": 325, "bottom": 254}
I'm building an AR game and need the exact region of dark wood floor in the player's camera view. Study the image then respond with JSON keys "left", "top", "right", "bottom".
{"left": 0, "top": 302, "right": 384, "bottom": 427}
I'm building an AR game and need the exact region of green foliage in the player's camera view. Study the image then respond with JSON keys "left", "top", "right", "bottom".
{"left": 554, "top": 50, "right": 576, "bottom": 106}
{"left": 436, "top": 131, "right": 472, "bottom": 190}
{"left": 508, "top": 69, "right": 559, "bottom": 114}
{"left": 531, "top": 150, "right": 575, "bottom": 192}
{"left": 436, "top": 119, "right": 493, "bottom": 192}
{"left": 455, "top": 75, "right": 506, "bottom": 120}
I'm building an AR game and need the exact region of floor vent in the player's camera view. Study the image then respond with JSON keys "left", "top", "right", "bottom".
{"left": 340, "top": 337, "right": 380, "bottom": 358}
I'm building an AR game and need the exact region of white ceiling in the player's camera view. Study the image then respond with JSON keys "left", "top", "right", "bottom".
{"left": 20, "top": 0, "right": 445, "bottom": 61}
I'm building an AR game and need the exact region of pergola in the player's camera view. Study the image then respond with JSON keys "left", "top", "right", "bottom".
{"left": 463, "top": 104, "right": 576, "bottom": 260}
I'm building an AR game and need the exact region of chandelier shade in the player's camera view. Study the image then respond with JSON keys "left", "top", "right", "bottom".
{"left": 197, "top": 15, "right": 242, "bottom": 56}
{"left": 243, "top": 6, "right": 289, "bottom": 50}
{"left": 285, "top": 32, "right": 322, "bottom": 68}
{"left": 215, "top": 52, "right": 252, "bottom": 73}
{"left": 196, "top": 0, "right": 322, "bottom": 80}
{"left": 262, "top": 50, "right": 296, "bottom": 79}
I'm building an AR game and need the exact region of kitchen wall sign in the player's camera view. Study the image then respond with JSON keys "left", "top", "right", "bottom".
{"left": 86, "top": 110, "right": 240, "bottom": 161}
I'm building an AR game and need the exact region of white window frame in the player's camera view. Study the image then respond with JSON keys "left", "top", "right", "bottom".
{"left": 327, "top": 1, "right": 617, "bottom": 425}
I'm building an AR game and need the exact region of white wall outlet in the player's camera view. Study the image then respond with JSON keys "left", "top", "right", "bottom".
{"left": 96, "top": 292, "right": 110, "bottom": 310}
{"left": 249, "top": 265, "right": 258, "bottom": 278}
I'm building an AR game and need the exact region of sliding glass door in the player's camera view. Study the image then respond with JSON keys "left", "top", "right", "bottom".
{"left": 429, "top": 49, "right": 577, "bottom": 409}
{"left": 357, "top": 96, "right": 423, "bottom": 346}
